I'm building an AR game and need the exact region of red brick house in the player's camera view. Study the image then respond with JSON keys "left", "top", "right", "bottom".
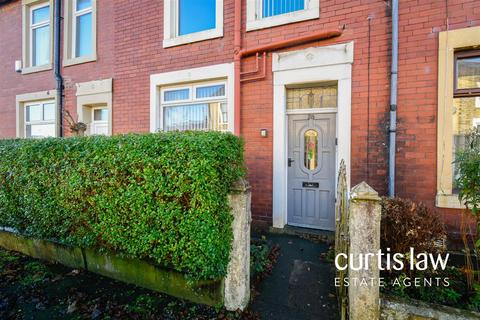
{"left": 0, "top": 0, "right": 479, "bottom": 238}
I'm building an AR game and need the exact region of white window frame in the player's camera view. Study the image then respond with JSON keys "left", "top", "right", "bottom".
{"left": 24, "top": 100, "right": 57, "bottom": 138}
{"left": 29, "top": 2, "right": 51, "bottom": 68}
{"left": 72, "top": 0, "right": 93, "bottom": 59}
{"left": 246, "top": 0, "right": 319, "bottom": 31}
{"left": 160, "top": 81, "right": 228, "bottom": 132}
{"left": 163, "top": 0, "right": 224, "bottom": 48}
{"left": 150, "top": 63, "right": 235, "bottom": 133}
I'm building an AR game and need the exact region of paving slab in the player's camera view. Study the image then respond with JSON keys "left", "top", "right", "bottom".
{"left": 251, "top": 233, "right": 339, "bottom": 320}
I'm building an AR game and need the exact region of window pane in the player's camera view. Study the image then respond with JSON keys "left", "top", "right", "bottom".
{"left": 196, "top": 84, "right": 225, "bottom": 98}
{"left": 26, "top": 104, "right": 42, "bottom": 122}
{"left": 75, "top": 12, "right": 92, "bottom": 57}
{"left": 164, "top": 103, "right": 208, "bottom": 131}
{"left": 33, "top": 25, "right": 50, "bottom": 66}
{"left": 43, "top": 103, "right": 55, "bottom": 121}
{"left": 164, "top": 88, "right": 190, "bottom": 102}
{"left": 164, "top": 102, "right": 228, "bottom": 132}
{"left": 457, "top": 56, "right": 480, "bottom": 90}
{"left": 76, "top": 0, "right": 92, "bottom": 11}
{"left": 220, "top": 103, "right": 228, "bottom": 123}
{"left": 287, "top": 84, "right": 337, "bottom": 110}
{"left": 26, "top": 124, "right": 56, "bottom": 138}
{"left": 32, "top": 5, "right": 49, "bottom": 24}
{"left": 93, "top": 108, "right": 108, "bottom": 121}
{"left": 262, "top": 0, "right": 304, "bottom": 18}
{"left": 452, "top": 97, "right": 480, "bottom": 190}
{"left": 179, "top": 0, "right": 216, "bottom": 36}
{"left": 304, "top": 129, "right": 318, "bottom": 170}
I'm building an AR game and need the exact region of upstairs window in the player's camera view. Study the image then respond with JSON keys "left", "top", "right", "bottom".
{"left": 262, "top": 0, "right": 305, "bottom": 18}
{"left": 161, "top": 82, "right": 228, "bottom": 132}
{"left": 163, "top": 0, "right": 223, "bottom": 48}
{"left": 179, "top": 0, "right": 216, "bottom": 36}
{"left": 74, "top": 0, "right": 93, "bottom": 57}
{"left": 21, "top": 1, "right": 53, "bottom": 73}
{"left": 246, "top": 0, "right": 319, "bottom": 31}
{"left": 64, "top": 0, "right": 97, "bottom": 66}
{"left": 31, "top": 3, "right": 51, "bottom": 67}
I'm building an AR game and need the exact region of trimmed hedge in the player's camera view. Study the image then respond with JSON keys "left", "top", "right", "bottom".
{"left": 0, "top": 132, "right": 245, "bottom": 280}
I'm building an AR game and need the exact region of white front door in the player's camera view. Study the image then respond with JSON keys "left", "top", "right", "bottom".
{"left": 91, "top": 107, "right": 108, "bottom": 135}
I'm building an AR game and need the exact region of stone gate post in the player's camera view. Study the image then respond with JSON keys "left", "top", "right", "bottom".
{"left": 348, "top": 181, "right": 381, "bottom": 320}
{"left": 224, "top": 179, "right": 251, "bottom": 311}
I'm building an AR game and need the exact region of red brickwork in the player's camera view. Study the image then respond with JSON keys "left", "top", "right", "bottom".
{"left": 0, "top": 0, "right": 479, "bottom": 234}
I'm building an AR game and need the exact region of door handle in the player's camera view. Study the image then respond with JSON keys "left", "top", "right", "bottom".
{"left": 288, "top": 158, "right": 294, "bottom": 167}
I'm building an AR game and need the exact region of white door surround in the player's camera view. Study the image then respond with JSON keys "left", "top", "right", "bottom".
{"left": 272, "top": 42, "right": 353, "bottom": 229}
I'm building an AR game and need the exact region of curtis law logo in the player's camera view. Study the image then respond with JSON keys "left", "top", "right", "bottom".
{"left": 334, "top": 247, "right": 450, "bottom": 288}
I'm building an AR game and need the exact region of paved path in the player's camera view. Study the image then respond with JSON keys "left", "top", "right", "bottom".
{"left": 251, "top": 233, "right": 339, "bottom": 320}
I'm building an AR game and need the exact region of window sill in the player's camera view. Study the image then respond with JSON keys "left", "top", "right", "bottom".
{"left": 435, "top": 193, "right": 466, "bottom": 209}
{"left": 21, "top": 64, "right": 52, "bottom": 75}
{"left": 163, "top": 28, "right": 223, "bottom": 48}
{"left": 63, "top": 55, "right": 97, "bottom": 67}
{"left": 246, "top": 7, "right": 319, "bottom": 32}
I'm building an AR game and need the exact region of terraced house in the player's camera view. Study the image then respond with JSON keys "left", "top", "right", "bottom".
{"left": 0, "top": 0, "right": 479, "bottom": 240}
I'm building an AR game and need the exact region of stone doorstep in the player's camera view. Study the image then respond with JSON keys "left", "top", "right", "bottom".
{"left": 0, "top": 230, "right": 223, "bottom": 306}
{"left": 269, "top": 225, "right": 335, "bottom": 243}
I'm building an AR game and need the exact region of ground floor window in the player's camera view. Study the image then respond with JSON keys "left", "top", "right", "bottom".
{"left": 452, "top": 50, "right": 480, "bottom": 191}
{"left": 436, "top": 27, "right": 480, "bottom": 208}
{"left": 161, "top": 82, "right": 228, "bottom": 132}
{"left": 24, "top": 100, "right": 56, "bottom": 138}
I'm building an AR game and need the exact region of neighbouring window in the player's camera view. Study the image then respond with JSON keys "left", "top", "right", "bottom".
{"left": 246, "top": 0, "right": 319, "bottom": 31}
{"left": 161, "top": 82, "right": 228, "bottom": 131}
{"left": 25, "top": 101, "right": 56, "bottom": 138}
{"left": 286, "top": 83, "right": 338, "bottom": 110}
{"left": 163, "top": 0, "right": 223, "bottom": 48}
{"left": 452, "top": 50, "right": 480, "bottom": 191}
{"left": 64, "top": 0, "right": 96, "bottom": 65}
{"left": 22, "top": 1, "right": 52, "bottom": 73}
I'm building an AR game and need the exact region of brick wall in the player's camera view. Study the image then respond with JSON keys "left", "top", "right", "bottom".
{"left": 1, "top": 0, "right": 479, "bottom": 234}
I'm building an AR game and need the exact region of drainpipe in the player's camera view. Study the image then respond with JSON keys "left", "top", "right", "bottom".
{"left": 388, "top": 0, "right": 399, "bottom": 197}
{"left": 233, "top": 0, "right": 242, "bottom": 136}
{"left": 54, "top": 0, "right": 64, "bottom": 137}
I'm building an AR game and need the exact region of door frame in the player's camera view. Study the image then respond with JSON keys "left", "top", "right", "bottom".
{"left": 272, "top": 42, "right": 353, "bottom": 229}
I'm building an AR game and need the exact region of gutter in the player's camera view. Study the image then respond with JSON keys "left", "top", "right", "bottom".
{"left": 388, "top": 0, "right": 399, "bottom": 197}
{"left": 54, "top": 0, "right": 64, "bottom": 137}
{"left": 232, "top": 0, "right": 342, "bottom": 135}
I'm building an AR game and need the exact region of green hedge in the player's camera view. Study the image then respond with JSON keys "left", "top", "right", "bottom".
{"left": 0, "top": 132, "right": 245, "bottom": 280}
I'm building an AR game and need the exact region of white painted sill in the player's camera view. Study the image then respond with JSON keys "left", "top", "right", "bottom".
{"left": 163, "top": 28, "right": 223, "bottom": 48}
{"left": 435, "top": 193, "right": 467, "bottom": 209}
{"left": 246, "top": 7, "right": 319, "bottom": 32}
{"left": 21, "top": 64, "right": 52, "bottom": 75}
{"left": 63, "top": 55, "right": 97, "bottom": 67}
